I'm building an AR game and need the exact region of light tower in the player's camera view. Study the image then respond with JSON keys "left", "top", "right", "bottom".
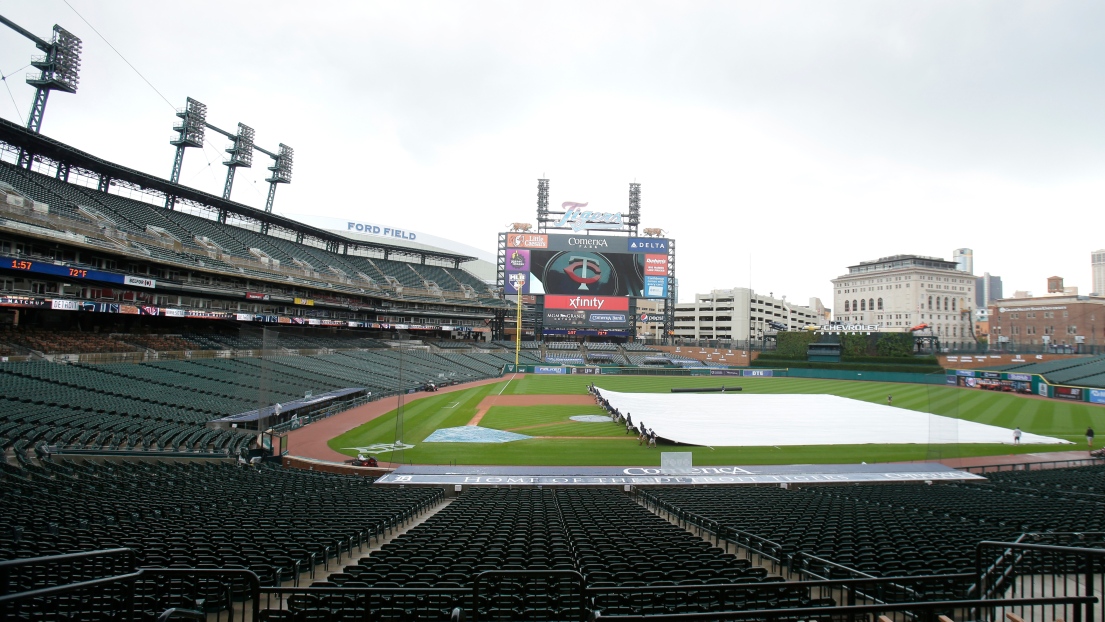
{"left": 535, "top": 178, "right": 550, "bottom": 233}
{"left": 166, "top": 97, "right": 207, "bottom": 208}
{"left": 222, "top": 122, "right": 254, "bottom": 200}
{"left": 627, "top": 182, "right": 641, "bottom": 237}
{"left": 0, "top": 16, "right": 82, "bottom": 167}
{"left": 264, "top": 143, "right": 293, "bottom": 212}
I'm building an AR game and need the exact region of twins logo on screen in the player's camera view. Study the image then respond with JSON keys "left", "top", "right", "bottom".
{"left": 541, "top": 251, "right": 621, "bottom": 296}
{"left": 564, "top": 256, "right": 602, "bottom": 290}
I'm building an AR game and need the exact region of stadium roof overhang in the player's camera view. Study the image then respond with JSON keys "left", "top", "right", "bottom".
{"left": 0, "top": 118, "right": 476, "bottom": 266}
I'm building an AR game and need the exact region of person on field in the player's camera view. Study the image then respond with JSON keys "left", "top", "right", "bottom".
{"left": 1088, "top": 427, "right": 1095, "bottom": 449}
{"left": 1013, "top": 427, "right": 1021, "bottom": 445}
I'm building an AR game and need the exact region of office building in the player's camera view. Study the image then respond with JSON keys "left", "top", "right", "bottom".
{"left": 1093, "top": 250, "right": 1105, "bottom": 296}
{"left": 673, "top": 287, "right": 825, "bottom": 342}
{"left": 975, "top": 273, "right": 1003, "bottom": 308}
{"left": 832, "top": 254, "right": 975, "bottom": 348}
{"left": 953, "top": 248, "right": 974, "bottom": 274}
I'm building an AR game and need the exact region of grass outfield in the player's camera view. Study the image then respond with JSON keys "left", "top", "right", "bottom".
{"left": 327, "top": 375, "right": 1105, "bottom": 466}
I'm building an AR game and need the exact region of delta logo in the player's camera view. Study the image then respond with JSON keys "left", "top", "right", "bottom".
{"left": 629, "top": 238, "right": 668, "bottom": 252}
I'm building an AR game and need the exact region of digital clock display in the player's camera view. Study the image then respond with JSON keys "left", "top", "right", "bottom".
{"left": 1, "top": 256, "right": 155, "bottom": 289}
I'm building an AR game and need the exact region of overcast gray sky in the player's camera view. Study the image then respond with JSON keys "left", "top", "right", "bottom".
{"left": 2, "top": 1, "right": 1102, "bottom": 305}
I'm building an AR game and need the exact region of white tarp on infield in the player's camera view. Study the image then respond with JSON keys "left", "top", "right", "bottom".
{"left": 597, "top": 388, "right": 1070, "bottom": 447}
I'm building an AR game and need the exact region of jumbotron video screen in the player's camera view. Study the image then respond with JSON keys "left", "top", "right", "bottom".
{"left": 503, "top": 233, "right": 670, "bottom": 332}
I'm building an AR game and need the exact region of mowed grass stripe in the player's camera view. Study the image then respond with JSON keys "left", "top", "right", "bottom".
{"left": 327, "top": 375, "right": 1105, "bottom": 465}
{"left": 480, "top": 405, "right": 605, "bottom": 430}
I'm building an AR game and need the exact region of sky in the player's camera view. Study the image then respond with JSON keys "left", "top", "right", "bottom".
{"left": 1, "top": 1, "right": 1102, "bottom": 305}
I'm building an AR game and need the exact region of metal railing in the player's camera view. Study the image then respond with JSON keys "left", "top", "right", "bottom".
{"left": 976, "top": 538, "right": 1105, "bottom": 622}
{"left": 0, "top": 565, "right": 260, "bottom": 622}
{"left": 0, "top": 547, "right": 137, "bottom": 596}
{"left": 589, "top": 595, "right": 1097, "bottom": 622}
{"left": 3, "top": 549, "right": 1103, "bottom": 622}
{"left": 964, "top": 458, "right": 1102, "bottom": 474}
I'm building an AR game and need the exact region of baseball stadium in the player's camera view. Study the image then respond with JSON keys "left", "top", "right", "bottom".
{"left": 3, "top": 13, "right": 1105, "bottom": 622}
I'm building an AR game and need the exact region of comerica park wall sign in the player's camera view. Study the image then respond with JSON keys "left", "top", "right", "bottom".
{"left": 374, "top": 463, "right": 983, "bottom": 486}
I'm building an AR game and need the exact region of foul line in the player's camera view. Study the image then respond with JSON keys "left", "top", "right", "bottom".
{"left": 468, "top": 373, "right": 519, "bottom": 426}
{"left": 497, "top": 372, "right": 518, "bottom": 396}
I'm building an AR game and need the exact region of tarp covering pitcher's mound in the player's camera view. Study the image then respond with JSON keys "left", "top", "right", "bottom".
{"left": 596, "top": 388, "right": 1070, "bottom": 447}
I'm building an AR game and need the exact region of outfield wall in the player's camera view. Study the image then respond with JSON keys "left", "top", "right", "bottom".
{"left": 786, "top": 368, "right": 947, "bottom": 385}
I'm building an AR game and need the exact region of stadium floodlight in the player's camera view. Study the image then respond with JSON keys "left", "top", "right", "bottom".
{"left": 536, "top": 178, "right": 550, "bottom": 233}
{"left": 221, "top": 122, "right": 254, "bottom": 200}
{"left": 627, "top": 182, "right": 641, "bottom": 236}
{"left": 263, "top": 143, "right": 294, "bottom": 213}
{"left": 27, "top": 25, "right": 82, "bottom": 94}
{"left": 267, "top": 143, "right": 293, "bottom": 184}
{"left": 172, "top": 97, "right": 207, "bottom": 149}
{"left": 226, "top": 122, "right": 255, "bottom": 168}
{"left": 167, "top": 97, "right": 207, "bottom": 190}
{"left": 0, "top": 16, "right": 84, "bottom": 135}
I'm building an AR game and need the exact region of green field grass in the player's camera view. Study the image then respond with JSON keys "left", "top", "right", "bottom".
{"left": 326, "top": 375, "right": 1105, "bottom": 466}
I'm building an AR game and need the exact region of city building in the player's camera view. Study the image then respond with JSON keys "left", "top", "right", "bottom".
{"left": 832, "top": 254, "right": 975, "bottom": 348}
{"left": 975, "top": 272, "right": 1003, "bottom": 308}
{"left": 1092, "top": 250, "right": 1105, "bottom": 296}
{"left": 673, "top": 288, "right": 825, "bottom": 342}
{"left": 953, "top": 248, "right": 974, "bottom": 274}
{"left": 989, "top": 289, "right": 1105, "bottom": 351}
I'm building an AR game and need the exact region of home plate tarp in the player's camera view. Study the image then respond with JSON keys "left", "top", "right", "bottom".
{"left": 597, "top": 388, "right": 1070, "bottom": 447}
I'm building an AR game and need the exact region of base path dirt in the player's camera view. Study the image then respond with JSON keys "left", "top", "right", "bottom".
{"left": 285, "top": 376, "right": 508, "bottom": 464}
{"left": 467, "top": 394, "right": 596, "bottom": 426}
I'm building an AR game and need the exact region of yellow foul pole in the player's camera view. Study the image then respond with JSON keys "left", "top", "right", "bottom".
{"left": 514, "top": 288, "right": 523, "bottom": 368}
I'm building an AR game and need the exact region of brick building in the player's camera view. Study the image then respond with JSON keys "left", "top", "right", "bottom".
{"left": 989, "top": 295, "right": 1105, "bottom": 351}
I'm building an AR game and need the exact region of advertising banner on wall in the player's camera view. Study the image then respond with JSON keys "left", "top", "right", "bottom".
{"left": 1054, "top": 386, "right": 1083, "bottom": 401}
{"left": 545, "top": 295, "right": 630, "bottom": 311}
{"left": 1090, "top": 389, "right": 1105, "bottom": 405}
{"left": 544, "top": 295, "right": 630, "bottom": 329}
{"left": 644, "top": 276, "right": 668, "bottom": 299}
{"left": 506, "top": 249, "right": 531, "bottom": 272}
{"left": 628, "top": 238, "right": 669, "bottom": 253}
{"left": 534, "top": 366, "right": 567, "bottom": 375}
{"left": 0, "top": 296, "right": 48, "bottom": 308}
{"left": 505, "top": 233, "right": 548, "bottom": 249}
{"left": 505, "top": 271, "right": 529, "bottom": 295}
{"left": 50, "top": 299, "right": 79, "bottom": 311}
{"left": 644, "top": 254, "right": 668, "bottom": 276}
